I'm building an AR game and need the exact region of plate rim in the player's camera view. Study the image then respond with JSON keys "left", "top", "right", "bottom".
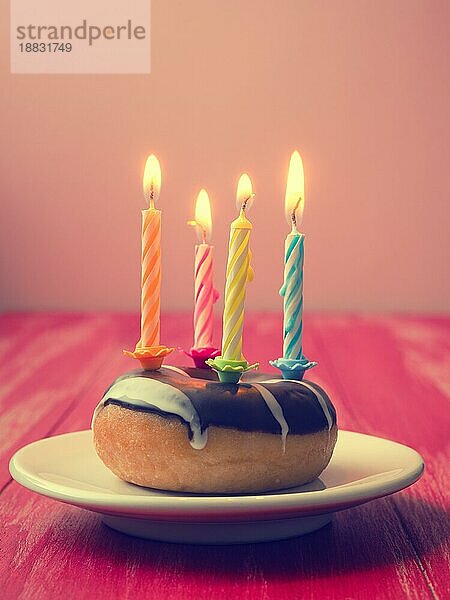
{"left": 9, "top": 429, "right": 424, "bottom": 519}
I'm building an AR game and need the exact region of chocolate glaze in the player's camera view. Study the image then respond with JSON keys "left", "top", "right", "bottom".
{"left": 100, "top": 367, "right": 337, "bottom": 439}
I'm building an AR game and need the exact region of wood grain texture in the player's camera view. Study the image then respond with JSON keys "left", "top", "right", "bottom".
{"left": 1, "top": 313, "right": 449, "bottom": 600}
{"left": 0, "top": 313, "right": 135, "bottom": 490}
{"left": 309, "top": 314, "right": 450, "bottom": 600}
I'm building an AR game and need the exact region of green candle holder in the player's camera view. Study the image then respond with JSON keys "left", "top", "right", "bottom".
{"left": 206, "top": 356, "right": 259, "bottom": 384}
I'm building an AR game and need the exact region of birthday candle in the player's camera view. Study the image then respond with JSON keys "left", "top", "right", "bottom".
{"left": 189, "top": 189, "right": 219, "bottom": 350}
{"left": 221, "top": 174, "right": 255, "bottom": 361}
{"left": 270, "top": 151, "right": 315, "bottom": 380}
{"left": 124, "top": 154, "right": 173, "bottom": 371}
{"left": 138, "top": 154, "right": 162, "bottom": 348}
{"left": 281, "top": 151, "right": 305, "bottom": 360}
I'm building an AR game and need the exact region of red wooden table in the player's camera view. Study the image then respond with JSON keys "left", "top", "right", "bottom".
{"left": 1, "top": 313, "right": 449, "bottom": 599}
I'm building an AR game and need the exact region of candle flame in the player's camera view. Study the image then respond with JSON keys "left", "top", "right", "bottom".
{"left": 236, "top": 173, "right": 255, "bottom": 213}
{"left": 285, "top": 150, "right": 304, "bottom": 229}
{"left": 189, "top": 188, "right": 212, "bottom": 243}
{"left": 143, "top": 154, "right": 161, "bottom": 208}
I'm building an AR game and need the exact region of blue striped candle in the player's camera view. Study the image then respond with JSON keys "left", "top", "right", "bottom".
{"left": 281, "top": 230, "right": 305, "bottom": 359}
{"left": 270, "top": 150, "right": 316, "bottom": 380}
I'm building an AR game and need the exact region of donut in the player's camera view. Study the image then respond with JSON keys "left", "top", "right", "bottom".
{"left": 92, "top": 366, "right": 337, "bottom": 494}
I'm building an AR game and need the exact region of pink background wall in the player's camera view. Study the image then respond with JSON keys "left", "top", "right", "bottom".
{"left": 1, "top": 0, "right": 449, "bottom": 313}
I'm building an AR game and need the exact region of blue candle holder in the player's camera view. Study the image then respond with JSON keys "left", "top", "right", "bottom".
{"left": 270, "top": 356, "right": 317, "bottom": 381}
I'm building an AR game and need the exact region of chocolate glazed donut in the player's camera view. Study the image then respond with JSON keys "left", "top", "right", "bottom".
{"left": 92, "top": 366, "right": 338, "bottom": 493}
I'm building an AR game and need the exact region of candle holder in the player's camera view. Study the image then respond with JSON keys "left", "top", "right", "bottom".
{"left": 185, "top": 346, "right": 221, "bottom": 369}
{"left": 206, "top": 356, "right": 259, "bottom": 384}
{"left": 270, "top": 356, "right": 317, "bottom": 381}
{"left": 123, "top": 345, "right": 174, "bottom": 371}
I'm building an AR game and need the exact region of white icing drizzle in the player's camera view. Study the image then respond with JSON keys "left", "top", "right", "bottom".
{"left": 91, "top": 376, "right": 208, "bottom": 449}
{"left": 251, "top": 383, "right": 289, "bottom": 453}
{"left": 162, "top": 365, "right": 190, "bottom": 378}
{"left": 263, "top": 379, "right": 334, "bottom": 430}
{"left": 93, "top": 372, "right": 333, "bottom": 454}
{"left": 299, "top": 381, "right": 334, "bottom": 430}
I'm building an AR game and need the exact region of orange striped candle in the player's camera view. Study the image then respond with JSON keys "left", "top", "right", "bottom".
{"left": 139, "top": 203, "right": 161, "bottom": 348}
{"left": 138, "top": 154, "right": 161, "bottom": 347}
{"left": 124, "top": 154, "right": 173, "bottom": 370}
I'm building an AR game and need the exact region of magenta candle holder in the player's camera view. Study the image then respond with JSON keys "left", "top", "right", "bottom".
{"left": 186, "top": 346, "right": 221, "bottom": 369}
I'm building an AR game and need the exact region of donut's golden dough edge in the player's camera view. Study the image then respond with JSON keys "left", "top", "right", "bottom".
{"left": 93, "top": 404, "right": 337, "bottom": 494}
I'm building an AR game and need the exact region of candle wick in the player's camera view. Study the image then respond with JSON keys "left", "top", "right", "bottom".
{"left": 291, "top": 209, "right": 297, "bottom": 229}
{"left": 188, "top": 220, "right": 207, "bottom": 243}
{"left": 145, "top": 186, "right": 155, "bottom": 209}
{"left": 291, "top": 196, "right": 301, "bottom": 231}
{"left": 241, "top": 193, "right": 255, "bottom": 214}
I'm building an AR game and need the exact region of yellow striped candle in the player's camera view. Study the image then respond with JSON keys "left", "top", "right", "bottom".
{"left": 221, "top": 174, "right": 255, "bottom": 361}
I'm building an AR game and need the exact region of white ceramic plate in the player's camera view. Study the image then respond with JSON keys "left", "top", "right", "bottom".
{"left": 9, "top": 430, "right": 424, "bottom": 544}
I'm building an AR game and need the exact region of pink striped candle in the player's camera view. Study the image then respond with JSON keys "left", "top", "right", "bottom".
{"left": 194, "top": 243, "right": 218, "bottom": 349}
{"left": 187, "top": 189, "right": 220, "bottom": 368}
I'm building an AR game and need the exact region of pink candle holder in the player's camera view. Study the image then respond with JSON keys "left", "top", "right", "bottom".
{"left": 185, "top": 346, "right": 221, "bottom": 369}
